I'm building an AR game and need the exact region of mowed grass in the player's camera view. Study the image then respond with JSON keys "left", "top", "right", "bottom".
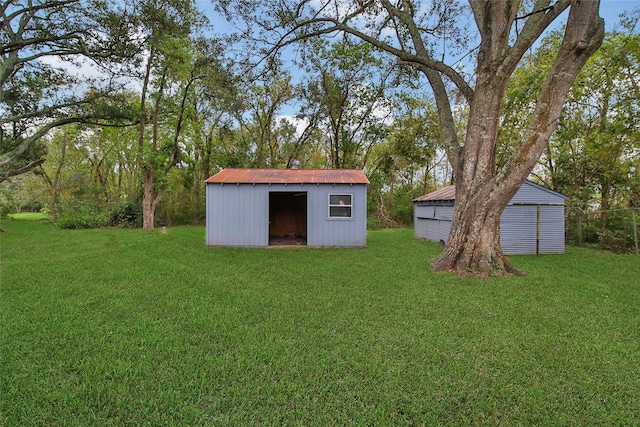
{"left": 6, "top": 212, "right": 50, "bottom": 221}
{"left": 1, "top": 220, "right": 639, "bottom": 425}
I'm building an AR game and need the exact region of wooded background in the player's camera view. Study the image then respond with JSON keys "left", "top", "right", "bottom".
{"left": 1, "top": 0, "right": 638, "bottom": 253}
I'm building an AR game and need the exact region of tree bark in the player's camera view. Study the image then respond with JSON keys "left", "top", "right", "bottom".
{"left": 431, "top": 0, "right": 604, "bottom": 278}
{"left": 138, "top": 47, "right": 154, "bottom": 231}
{"left": 50, "top": 127, "right": 68, "bottom": 223}
{"left": 142, "top": 169, "right": 164, "bottom": 231}
{"left": 431, "top": 180, "right": 523, "bottom": 279}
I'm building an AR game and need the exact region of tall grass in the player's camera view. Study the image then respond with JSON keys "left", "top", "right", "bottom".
{"left": 1, "top": 220, "right": 639, "bottom": 425}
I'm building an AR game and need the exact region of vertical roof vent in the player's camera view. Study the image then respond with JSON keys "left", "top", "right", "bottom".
{"left": 290, "top": 159, "right": 301, "bottom": 169}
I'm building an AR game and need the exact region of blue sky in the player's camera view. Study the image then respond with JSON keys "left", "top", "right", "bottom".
{"left": 200, "top": 0, "right": 640, "bottom": 71}
{"left": 201, "top": 0, "right": 640, "bottom": 34}
{"left": 600, "top": 0, "right": 639, "bottom": 31}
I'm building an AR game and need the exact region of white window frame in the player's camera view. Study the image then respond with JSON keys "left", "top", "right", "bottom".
{"left": 328, "top": 194, "right": 353, "bottom": 219}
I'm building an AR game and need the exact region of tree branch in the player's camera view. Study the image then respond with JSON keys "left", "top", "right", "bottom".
{"left": 251, "top": 1, "right": 475, "bottom": 103}
{"left": 0, "top": 158, "right": 45, "bottom": 183}
{"left": 500, "top": 0, "right": 604, "bottom": 187}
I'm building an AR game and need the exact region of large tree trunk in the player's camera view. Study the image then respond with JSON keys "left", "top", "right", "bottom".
{"left": 142, "top": 170, "right": 155, "bottom": 231}
{"left": 141, "top": 169, "right": 166, "bottom": 231}
{"left": 430, "top": 180, "right": 523, "bottom": 278}
{"left": 431, "top": 0, "right": 604, "bottom": 278}
{"left": 50, "top": 127, "right": 68, "bottom": 223}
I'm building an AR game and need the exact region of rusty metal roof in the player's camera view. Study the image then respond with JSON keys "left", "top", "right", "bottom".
{"left": 205, "top": 168, "right": 369, "bottom": 184}
{"left": 413, "top": 185, "right": 455, "bottom": 202}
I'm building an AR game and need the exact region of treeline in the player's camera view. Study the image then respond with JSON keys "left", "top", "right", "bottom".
{"left": 1, "top": 0, "right": 638, "bottom": 250}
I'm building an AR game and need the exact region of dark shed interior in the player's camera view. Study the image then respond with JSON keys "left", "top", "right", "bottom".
{"left": 269, "top": 192, "right": 307, "bottom": 245}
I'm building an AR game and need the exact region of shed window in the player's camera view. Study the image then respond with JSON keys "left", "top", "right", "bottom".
{"left": 329, "top": 194, "right": 352, "bottom": 218}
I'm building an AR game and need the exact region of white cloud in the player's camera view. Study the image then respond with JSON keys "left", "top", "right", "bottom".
{"left": 277, "top": 115, "right": 310, "bottom": 136}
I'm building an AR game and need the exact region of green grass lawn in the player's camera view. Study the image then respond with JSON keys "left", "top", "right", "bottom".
{"left": 6, "top": 212, "right": 50, "bottom": 221}
{"left": 1, "top": 220, "right": 639, "bottom": 425}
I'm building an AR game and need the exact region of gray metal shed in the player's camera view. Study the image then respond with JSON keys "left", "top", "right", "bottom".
{"left": 205, "top": 168, "right": 368, "bottom": 247}
{"left": 413, "top": 181, "right": 567, "bottom": 255}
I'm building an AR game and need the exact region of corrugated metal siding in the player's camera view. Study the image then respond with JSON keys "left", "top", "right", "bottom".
{"left": 306, "top": 183, "right": 367, "bottom": 247}
{"left": 415, "top": 218, "right": 451, "bottom": 242}
{"left": 414, "top": 205, "right": 432, "bottom": 219}
{"left": 500, "top": 205, "right": 566, "bottom": 254}
{"left": 500, "top": 205, "right": 538, "bottom": 254}
{"left": 416, "top": 205, "right": 448, "bottom": 220}
{"left": 539, "top": 205, "right": 565, "bottom": 253}
{"left": 414, "top": 205, "right": 454, "bottom": 241}
{"left": 206, "top": 182, "right": 367, "bottom": 247}
{"left": 510, "top": 181, "right": 566, "bottom": 205}
{"left": 206, "top": 184, "right": 269, "bottom": 246}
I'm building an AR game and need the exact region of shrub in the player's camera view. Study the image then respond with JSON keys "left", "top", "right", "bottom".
{"left": 108, "top": 200, "right": 142, "bottom": 228}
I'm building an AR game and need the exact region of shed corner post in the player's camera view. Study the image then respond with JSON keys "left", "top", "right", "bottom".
{"left": 536, "top": 204, "right": 541, "bottom": 256}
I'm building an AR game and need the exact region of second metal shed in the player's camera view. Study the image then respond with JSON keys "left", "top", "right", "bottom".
{"left": 413, "top": 181, "right": 567, "bottom": 255}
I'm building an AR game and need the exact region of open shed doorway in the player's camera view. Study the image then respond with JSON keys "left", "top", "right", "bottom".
{"left": 269, "top": 192, "right": 307, "bottom": 246}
